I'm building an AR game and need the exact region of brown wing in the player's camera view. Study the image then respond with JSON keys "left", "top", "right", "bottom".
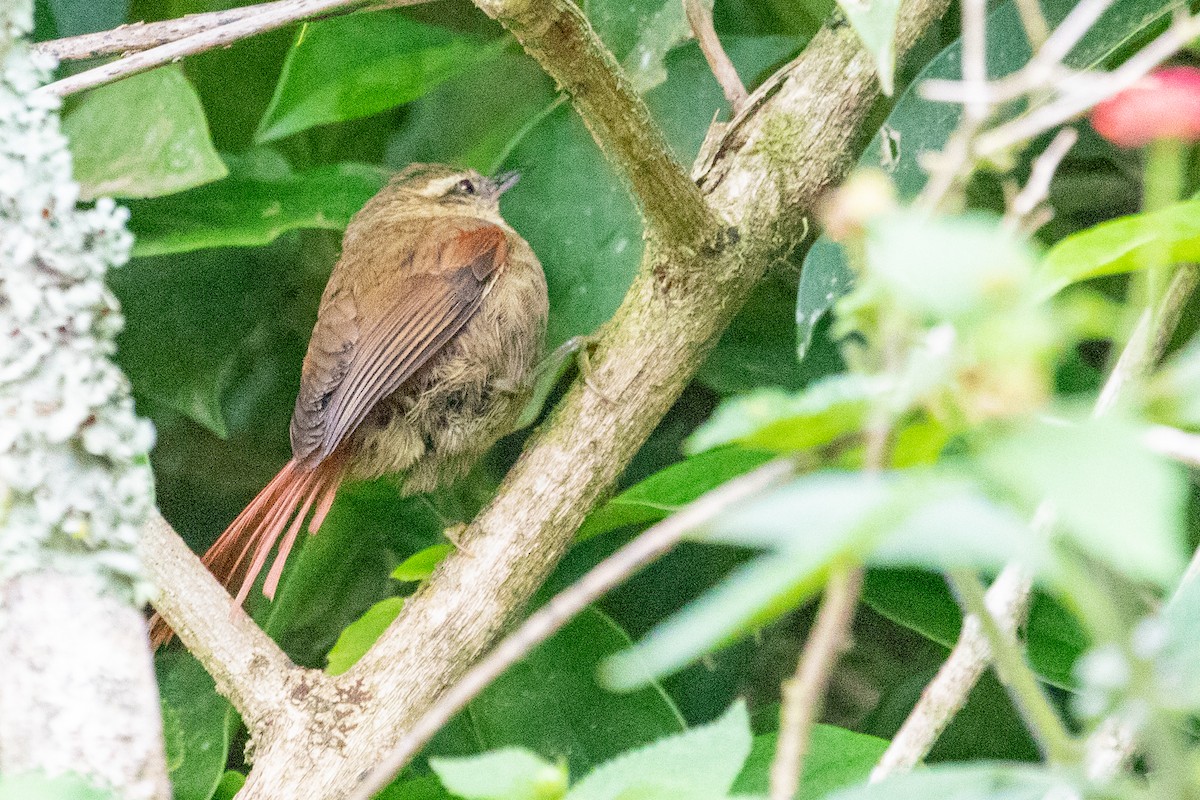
{"left": 289, "top": 217, "right": 509, "bottom": 465}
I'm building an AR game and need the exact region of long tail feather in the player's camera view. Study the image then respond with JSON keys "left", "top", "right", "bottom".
{"left": 149, "top": 452, "right": 347, "bottom": 648}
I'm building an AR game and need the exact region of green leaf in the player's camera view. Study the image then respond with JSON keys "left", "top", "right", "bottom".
{"left": 432, "top": 749, "right": 568, "bottom": 800}
{"left": 213, "top": 772, "right": 247, "bottom": 800}
{"left": 686, "top": 376, "right": 877, "bottom": 455}
{"left": 864, "top": 211, "right": 1037, "bottom": 320}
{"left": 126, "top": 151, "right": 387, "bottom": 257}
{"left": 733, "top": 728, "right": 888, "bottom": 799}
{"left": 603, "top": 471, "right": 1048, "bottom": 688}
{"left": 564, "top": 701, "right": 751, "bottom": 800}
{"left": 64, "top": 65, "right": 227, "bottom": 200}
{"left": 620, "top": 0, "right": 704, "bottom": 94}
{"left": 393, "top": 543, "right": 454, "bottom": 582}
{"left": 326, "top": 596, "right": 405, "bottom": 675}
{"left": 1158, "top": 574, "right": 1200, "bottom": 711}
{"left": 443, "top": 608, "right": 686, "bottom": 776}
{"left": 0, "top": 774, "right": 114, "bottom": 800}
{"left": 823, "top": 764, "right": 1072, "bottom": 800}
{"left": 41, "top": 0, "right": 127, "bottom": 37}
{"left": 386, "top": 52, "right": 557, "bottom": 174}
{"left": 1040, "top": 199, "right": 1200, "bottom": 295}
{"left": 979, "top": 414, "right": 1187, "bottom": 589}
{"left": 156, "top": 650, "right": 233, "bottom": 800}
{"left": 836, "top": 0, "right": 901, "bottom": 94}
{"left": 797, "top": 0, "right": 1182, "bottom": 356}
{"left": 577, "top": 448, "right": 775, "bottom": 542}
{"left": 256, "top": 12, "right": 496, "bottom": 143}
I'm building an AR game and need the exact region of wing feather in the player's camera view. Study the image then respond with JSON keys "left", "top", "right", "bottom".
{"left": 290, "top": 218, "right": 508, "bottom": 465}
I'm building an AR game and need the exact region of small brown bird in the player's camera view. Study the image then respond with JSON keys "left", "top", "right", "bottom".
{"left": 152, "top": 164, "right": 547, "bottom": 644}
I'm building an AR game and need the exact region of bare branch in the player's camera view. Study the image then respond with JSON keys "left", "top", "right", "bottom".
{"left": 349, "top": 459, "right": 795, "bottom": 800}
{"left": 872, "top": 563, "right": 1034, "bottom": 779}
{"left": 1007, "top": 127, "right": 1077, "bottom": 226}
{"left": 685, "top": 0, "right": 748, "bottom": 113}
{"left": 34, "top": 0, "right": 424, "bottom": 61}
{"left": 141, "top": 513, "right": 295, "bottom": 727}
{"left": 36, "top": 0, "right": 368, "bottom": 98}
{"left": 770, "top": 566, "right": 864, "bottom": 800}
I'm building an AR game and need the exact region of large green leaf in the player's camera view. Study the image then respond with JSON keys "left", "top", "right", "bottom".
{"left": 1040, "top": 198, "right": 1200, "bottom": 295}
{"left": 111, "top": 245, "right": 295, "bottom": 438}
{"left": 797, "top": 0, "right": 1183, "bottom": 358}
{"left": 577, "top": 447, "right": 775, "bottom": 542}
{"left": 39, "top": 0, "right": 127, "bottom": 37}
{"left": 125, "top": 151, "right": 386, "bottom": 258}
{"left": 256, "top": 12, "right": 497, "bottom": 143}
{"left": 431, "top": 750, "right": 567, "bottom": 800}
{"left": 325, "top": 596, "right": 405, "bottom": 676}
{"left": 979, "top": 414, "right": 1187, "bottom": 590}
{"left": 733, "top": 727, "right": 888, "bottom": 799}
{"left": 564, "top": 701, "right": 750, "bottom": 800}
{"left": 64, "top": 65, "right": 227, "bottom": 200}
{"left": 156, "top": 650, "right": 233, "bottom": 800}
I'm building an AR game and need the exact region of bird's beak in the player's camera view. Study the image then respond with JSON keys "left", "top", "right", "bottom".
{"left": 492, "top": 170, "right": 521, "bottom": 195}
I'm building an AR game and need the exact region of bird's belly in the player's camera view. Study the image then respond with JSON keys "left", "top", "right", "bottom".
{"left": 346, "top": 263, "right": 547, "bottom": 494}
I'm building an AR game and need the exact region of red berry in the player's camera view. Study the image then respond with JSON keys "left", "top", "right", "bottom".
{"left": 1091, "top": 66, "right": 1200, "bottom": 148}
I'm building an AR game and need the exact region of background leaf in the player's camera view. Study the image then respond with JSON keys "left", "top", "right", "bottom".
{"left": 64, "top": 65, "right": 227, "bottom": 200}
{"left": 256, "top": 13, "right": 499, "bottom": 143}
{"left": 156, "top": 650, "right": 233, "bottom": 800}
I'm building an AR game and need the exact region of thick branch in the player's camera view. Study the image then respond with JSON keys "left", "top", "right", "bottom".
{"left": 0, "top": 572, "right": 170, "bottom": 800}
{"left": 130, "top": 0, "right": 951, "bottom": 796}
{"left": 140, "top": 512, "right": 295, "bottom": 726}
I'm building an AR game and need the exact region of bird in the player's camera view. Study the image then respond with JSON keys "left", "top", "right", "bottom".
{"left": 150, "top": 163, "right": 548, "bottom": 646}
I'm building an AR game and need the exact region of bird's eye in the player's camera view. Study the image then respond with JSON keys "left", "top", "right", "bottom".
{"left": 455, "top": 178, "right": 476, "bottom": 195}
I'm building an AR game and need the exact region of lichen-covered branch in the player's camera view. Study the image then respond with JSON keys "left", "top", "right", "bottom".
{"left": 0, "top": 3, "right": 166, "bottom": 796}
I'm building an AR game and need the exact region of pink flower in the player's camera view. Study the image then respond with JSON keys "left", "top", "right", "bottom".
{"left": 1091, "top": 66, "right": 1200, "bottom": 148}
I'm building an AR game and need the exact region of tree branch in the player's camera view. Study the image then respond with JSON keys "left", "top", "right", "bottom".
{"left": 34, "top": 0, "right": 428, "bottom": 62}
{"left": 349, "top": 459, "right": 795, "bottom": 800}
{"left": 140, "top": 513, "right": 296, "bottom": 728}
{"left": 34, "top": 0, "right": 370, "bottom": 98}
{"left": 129, "top": 0, "right": 952, "bottom": 796}
{"left": 770, "top": 566, "right": 864, "bottom": 800}
{"left": 471, "top": 0, "right": 719, "bottom": 247}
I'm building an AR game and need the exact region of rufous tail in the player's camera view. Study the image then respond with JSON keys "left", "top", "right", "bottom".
{"left": 149, "top": 452, "right": 347, "bottom": 648}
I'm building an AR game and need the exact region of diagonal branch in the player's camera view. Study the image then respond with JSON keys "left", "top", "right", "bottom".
{"left": 140, "top": 513, "right": 295, "bottom": 726}
{"left": 136, "top": 0, "right": 953, "bottom": 796}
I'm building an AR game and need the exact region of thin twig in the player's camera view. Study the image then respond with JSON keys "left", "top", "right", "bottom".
{"left": 684, "top": 0, "right": 748, "bottom": 113}
{"left": 36, "top": 0, "right": 372, "bottom": 98}
{"left": 347, "top": 459, "right": 796, "bottom": 800}
{"left": 945, "top": 570, "right": 1079, "bottom": 764}
{"left": 871, "top": 562, "right": 1035, "bottom": 779}
{"left": 1006, "top": 128, "right": 1077, "bottom": 227}
{"left": 1146, "top": 425, "right": 1200, "bottom": 471}
{"left": 769, "top": 566, "right": 864, "bottom": 800}
{"left": 1013, "top": 0, "right": 1050, "bottom": 51}
{"left": 961, "top": 0, "right": 989, "bottom": 124}
{"left": 976, "top": 12, "right": 1200, "bottom": 155}
{"left": 34, "top": 0, "right": 424, "bottom": 61}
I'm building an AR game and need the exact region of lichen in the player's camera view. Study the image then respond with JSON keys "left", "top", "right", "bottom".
{"left": 0, "top": 0, "right": 154, "bottom": 602}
